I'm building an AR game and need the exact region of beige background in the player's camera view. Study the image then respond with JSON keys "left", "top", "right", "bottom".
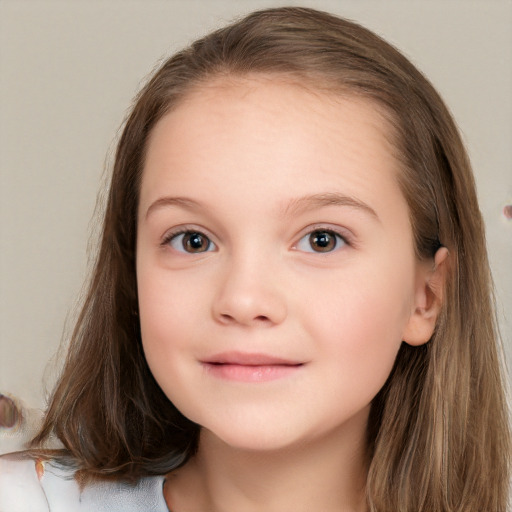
{"left": 1, "top": 0, "right": 511, "bottom": 411}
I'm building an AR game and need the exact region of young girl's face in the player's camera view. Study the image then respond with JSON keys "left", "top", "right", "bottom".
{"left": 136, "top": 77, "right": 434, "bottom": 452}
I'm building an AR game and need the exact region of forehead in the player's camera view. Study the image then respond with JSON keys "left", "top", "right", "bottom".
{"left": 140, "top": 76, "right": 407, "bottom": 226}
{"left": 154, "top": 73, "right": 398, "bottom": 160}
{"left": 146, "top": 75, "right": 399, "bottom": 169}
{"left": 174, "top": 73, "right": 394, "bottom": 139}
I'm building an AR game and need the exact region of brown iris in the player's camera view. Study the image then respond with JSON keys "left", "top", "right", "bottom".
{"left": 309, "top": 230, "right": 337, "bottom": 252}
{"left": 183, "top": 232, "right": 211, "bottom": 253}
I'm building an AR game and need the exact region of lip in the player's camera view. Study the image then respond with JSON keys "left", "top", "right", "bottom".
{"left": 201, "top": 351, "right": 304, "bottom": 382}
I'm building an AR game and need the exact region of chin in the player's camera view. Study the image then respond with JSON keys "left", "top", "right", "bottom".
{"left": 197, "top": 413, "right": 315, "bottom": 453}
{"left": 208, "top": 429, "right": 302, "bottom": 453}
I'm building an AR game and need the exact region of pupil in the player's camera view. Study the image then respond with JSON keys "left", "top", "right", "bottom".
{"left": 185, "top": 233, "right": 208, "bottom": 252}
{"left": 310, "top": 231, "right": 335, "bottom": 252}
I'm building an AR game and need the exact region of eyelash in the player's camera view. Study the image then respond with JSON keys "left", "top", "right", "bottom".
{"left": 161, "top": 228, "right": 216, "bottom": 254}
{"left": 161, "top": 226, "right": 352, "bottom": 254}
{"left": 294, "top": 227, "right": 350, "bottom": 253}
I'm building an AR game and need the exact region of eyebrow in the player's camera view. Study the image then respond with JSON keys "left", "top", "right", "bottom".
{"left": 145, "top": 196, "right": 202, "bottom": 219}
{"left": 283, "top": 192, "right": 379, "bottom": 221}
{"left": 145, "top": 192, "right": 379, "bottom": 222}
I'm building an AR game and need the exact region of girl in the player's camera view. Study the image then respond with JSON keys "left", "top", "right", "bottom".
{"left": 0, "top": 6, "right": 509, "bottom": 512}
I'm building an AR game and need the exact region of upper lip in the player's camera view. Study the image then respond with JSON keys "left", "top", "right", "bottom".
{"left": 202, "top": 351, "right": 303, "bottom": 366}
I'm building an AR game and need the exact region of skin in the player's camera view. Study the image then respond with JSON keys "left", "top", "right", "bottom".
{"left": 136, "top": 77, "right": 443, "bottom": 512}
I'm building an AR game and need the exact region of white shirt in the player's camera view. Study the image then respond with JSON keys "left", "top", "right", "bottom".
{"left": 0, "top": 452, "right": 169, "bottom": 512}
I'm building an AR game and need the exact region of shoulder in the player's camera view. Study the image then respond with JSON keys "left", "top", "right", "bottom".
{"left": 0, "top": 452, "right": 50, "bottom": 511}
{"left": 0, "top": 452, "right": 169, "bottom": 512}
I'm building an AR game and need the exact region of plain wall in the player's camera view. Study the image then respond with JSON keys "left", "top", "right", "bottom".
{"left": 1, "top": 0, "right": 511, "bottom": 411}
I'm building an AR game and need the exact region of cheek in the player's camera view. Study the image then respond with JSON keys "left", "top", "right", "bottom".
{"left": 137, "top": 277, "right": 199, "bottom": 413}
{"left": 137, "top": 264, "right": 191, "bottom": 364}
{"left": 302, "top": 265, "right": 413, "bottom": 383}
{"left": 136, "top": 261, "right": 217, "bottom": 393}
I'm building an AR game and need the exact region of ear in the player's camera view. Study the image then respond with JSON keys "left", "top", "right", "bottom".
{"left": 402, "top": 247, "right": 450, "bottom": 346}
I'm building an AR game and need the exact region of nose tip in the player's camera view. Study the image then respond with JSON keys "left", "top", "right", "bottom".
{"left": 212, "top": 269, "right": 287, "bottom": 327}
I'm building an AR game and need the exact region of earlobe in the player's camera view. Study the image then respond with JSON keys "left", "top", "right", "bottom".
{"left": 402, "top": 247, "right": 450, "bottom": 346}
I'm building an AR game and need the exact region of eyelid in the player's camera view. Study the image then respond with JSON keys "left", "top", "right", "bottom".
{"left": 292, "top": 224, "right": 354, "bottom": 252}
{"left": 160, "top": 225, "right": 218, "bottom": 252}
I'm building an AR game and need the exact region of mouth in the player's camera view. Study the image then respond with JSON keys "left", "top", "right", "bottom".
{"left": 201, "top": 351, "right": 304, "bottom": 382}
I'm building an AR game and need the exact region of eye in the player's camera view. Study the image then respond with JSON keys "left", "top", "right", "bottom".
{"left": 295, "top": 229, "right": 347, "bottom": 253}
{"left": 166, "top": 231, "right": 215, "bottom": 253}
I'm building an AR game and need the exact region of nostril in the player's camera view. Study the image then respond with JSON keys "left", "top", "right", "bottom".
{"left": 218, "top": 313, "right": 272, "bottom": 325}
{"left": 213, "top": 291, "right": 287, "bottom": 326}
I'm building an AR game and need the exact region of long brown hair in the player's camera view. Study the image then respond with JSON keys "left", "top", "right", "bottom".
{"left": 33, "top": 7, "right": 510, "bottom": 510}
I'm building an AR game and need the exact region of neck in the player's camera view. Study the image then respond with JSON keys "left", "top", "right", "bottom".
{"left": 165, "top": 409, "right": 369, "bottom": 512}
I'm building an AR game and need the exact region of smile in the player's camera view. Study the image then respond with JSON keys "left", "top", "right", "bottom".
{"left": 201, "top": 352, "right": 304, "bottom": 382}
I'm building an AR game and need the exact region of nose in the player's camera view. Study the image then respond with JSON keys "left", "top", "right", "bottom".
{"left": 212, "top": 255, "right": 287, "bottom": 327}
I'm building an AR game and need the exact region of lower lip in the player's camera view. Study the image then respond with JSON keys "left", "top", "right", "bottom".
{"left": 203, "top": 363, "right": 302, "bottom": 382}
